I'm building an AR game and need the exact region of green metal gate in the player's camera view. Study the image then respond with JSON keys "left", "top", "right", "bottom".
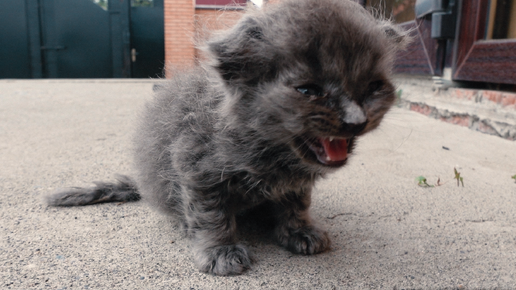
{"left": 0, "top": 0, "right": 164, "bottom": 78}
{"left": 130, "top": 0, "right": 165, "bottom": 78}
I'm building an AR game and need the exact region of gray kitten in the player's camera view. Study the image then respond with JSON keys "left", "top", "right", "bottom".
{"left": 47, "top": 0, "right": 408, "bottom": 276}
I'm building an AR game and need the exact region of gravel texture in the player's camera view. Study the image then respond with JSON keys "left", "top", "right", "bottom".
{"left": 1, "top": 79, "right": 515, "bottom": 289}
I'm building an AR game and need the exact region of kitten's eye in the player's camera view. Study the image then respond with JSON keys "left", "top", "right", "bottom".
{"left": 296, "top": 85, "right": 325, "bottom": 97}
{"left": 367, "top": 80, "right": 385, "bottom": 94}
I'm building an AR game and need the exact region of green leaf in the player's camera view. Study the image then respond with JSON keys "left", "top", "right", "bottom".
{"left": 454, "top": 168, "right": 464, "bottom": 187}
{"left": 416, "top": 176, "right": 433, "bottom": 187}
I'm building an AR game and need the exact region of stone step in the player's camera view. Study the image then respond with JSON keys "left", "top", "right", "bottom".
{"left": 394, "top": 75, "right": 516, "bottom": 141}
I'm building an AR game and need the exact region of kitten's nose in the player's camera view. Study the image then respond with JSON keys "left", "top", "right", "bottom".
{"left": 341, "top": 121, "right": 368, "bottom": 136}
{"left": 343, "top": 101, "right": 367, "bottom": 126}
{"left": 339, "top": 101, "right": 367, "bottom": 135}
{"left": 343, "top": 101, "right": 366, "bottom": 124}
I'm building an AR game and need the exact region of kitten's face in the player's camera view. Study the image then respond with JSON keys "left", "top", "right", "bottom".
{"left": 257, "top": 56, "right": 397, "bottom": 168}
{"left": 280, "top": 80, "right": 395, "bottom": 168}
{"left": 207, "top": 0, "right": 405, "bottom": 169}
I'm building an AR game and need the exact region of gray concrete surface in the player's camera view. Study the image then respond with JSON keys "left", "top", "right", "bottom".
{"left": 1, "top": 79, "right": 515, "bottom": 289}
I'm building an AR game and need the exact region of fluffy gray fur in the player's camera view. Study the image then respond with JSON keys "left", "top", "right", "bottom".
{"left": 46, "top": 175, "right": 140, "bottom": 206}
{"left": 47, "top": 0, "right": 408, "bottom": 276}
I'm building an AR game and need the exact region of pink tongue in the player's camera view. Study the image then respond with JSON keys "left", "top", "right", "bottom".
{"left": 320, "top": 138, "right": 348, "bottom": 161}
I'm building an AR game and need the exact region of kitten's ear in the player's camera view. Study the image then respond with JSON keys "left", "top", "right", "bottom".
{"left": 377, "top": 20, "right": 411, "bottom": 50}
{"left": 205, "top": 16, "right": 276, "bottom": 89}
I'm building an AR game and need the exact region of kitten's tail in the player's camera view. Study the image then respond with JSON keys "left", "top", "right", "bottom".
{"left": 46, "top": 174, "right": 141, "bottom": 206}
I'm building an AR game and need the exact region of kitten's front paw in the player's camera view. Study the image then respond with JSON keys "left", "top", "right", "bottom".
{"left": 276, "top": 226, "right": 331, "bottom": 255}
{"left": 194, "top": 244, "right": 252, "bottom": 276}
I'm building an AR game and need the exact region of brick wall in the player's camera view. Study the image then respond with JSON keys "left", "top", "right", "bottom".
{"left": 164, "top": 0, "right": 244, "bottom": 78}
{"left": 162, "top": 0, "right": 367, "bottom": 77}
{"left": 164, "top": 0, "right": 195, "bottom": 77}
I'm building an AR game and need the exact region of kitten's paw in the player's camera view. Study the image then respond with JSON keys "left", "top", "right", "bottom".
{"left": 276, "top": 226, "right": 331, "bottom": 255}
{"left": 194, "top": 244, "right": 252, "bottom": 276}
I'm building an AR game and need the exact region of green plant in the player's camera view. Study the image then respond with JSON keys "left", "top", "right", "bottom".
{"left": 512, "top": 174, "right": 516, "bottom": 182}
{"left": 416, "top": 176, "right": 433, "bottom": 187}
{"left": 396, "top": 89, "right": 403, "bottom": 107}
{"left": 416, "top": 168, "right": 466, "bottom": 188}
{"left": 454, "top": 168, "right": 464, "bottom": 187}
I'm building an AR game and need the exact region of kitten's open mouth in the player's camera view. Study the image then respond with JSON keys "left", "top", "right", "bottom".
{"left": 304, "top": 136, "right": 353, "bottom": 167}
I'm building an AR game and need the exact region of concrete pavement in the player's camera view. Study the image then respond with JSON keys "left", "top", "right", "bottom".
{"left": 1, "top": 79, "right": 515, "bottom": 289}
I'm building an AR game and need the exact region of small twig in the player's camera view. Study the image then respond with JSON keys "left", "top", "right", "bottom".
{"left": 327, "top": 213, "right": 353, "bottom": 220}
{"left": 466, "top": 219, "right": 493, "bottom": 223}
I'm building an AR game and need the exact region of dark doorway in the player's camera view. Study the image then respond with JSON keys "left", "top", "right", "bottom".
{"left": 39, "top": 0, "right": 124, "bottom": 78}
{"left": 0, "top": 1, "right": 33, "bottom": 78}
{"left": 130, "top": 0, "right": 165, "bottom": 78}
{"left": 0, "top": 0, "right": 165, "bottom": 78}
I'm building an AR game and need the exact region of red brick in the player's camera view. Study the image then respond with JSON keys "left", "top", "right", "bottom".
{"left": 451, "top": 88, "right": 476, "bottom": 101}
{"left": 163, "top": 0, "right": 244, "bottom": 78}
{"left": 500, "top": 92, "right": 516, "bottom": 107}
{"left": 482, "top": 90, "right": 503, "bottom": 104}
{"left": 439, "top": 115, "right": 470, "bottom": 127}
{"left": 410, "top": 103, "right": 432, "bottom": 116}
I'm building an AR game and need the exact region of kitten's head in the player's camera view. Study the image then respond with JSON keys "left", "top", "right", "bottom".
{"left": 205, "top": 0, "right": 408, "bottom": 169}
